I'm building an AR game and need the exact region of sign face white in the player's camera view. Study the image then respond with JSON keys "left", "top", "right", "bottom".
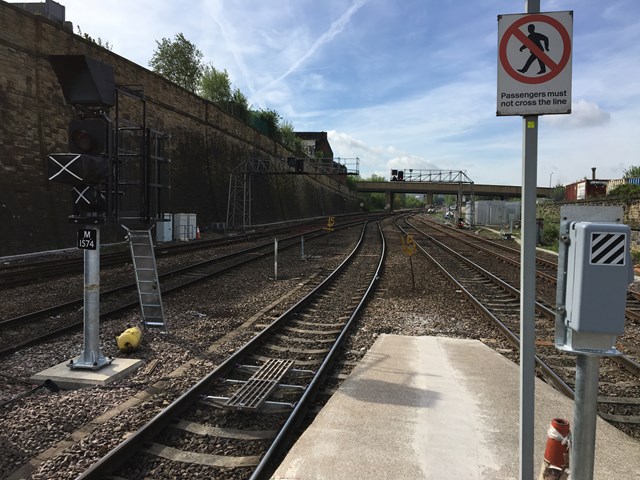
{"left": 78, "top": 228, "right": 97, "bottom": 250}
{"left": 497, "top": 11, "right": 573, "bottom": 116}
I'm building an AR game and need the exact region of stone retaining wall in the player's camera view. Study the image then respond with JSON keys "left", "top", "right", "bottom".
{"left": 0, "top": 2, "right": 357, "bottom": 255}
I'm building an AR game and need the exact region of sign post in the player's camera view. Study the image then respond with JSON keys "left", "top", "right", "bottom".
{"left": 69, "top": 226, "right": 112, "bottom": 370}
{"left": 497, "top": 3, "right": 572, "bottom": 479}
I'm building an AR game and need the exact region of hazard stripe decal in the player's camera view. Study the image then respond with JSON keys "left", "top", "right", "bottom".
{"left": 590, "top": 232, "right": 626, "bottom": 265}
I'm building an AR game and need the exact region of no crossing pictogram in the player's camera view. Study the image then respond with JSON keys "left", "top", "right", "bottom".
{"left": 497, "top": 11, "right": 572, "bottom": 116}
{"left": 500, "top": 13, "right": 571, "bottom": 85}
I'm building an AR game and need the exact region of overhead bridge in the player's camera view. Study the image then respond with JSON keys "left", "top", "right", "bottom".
{"left": 355, "top": 181, "right": 551, "bottom": 199}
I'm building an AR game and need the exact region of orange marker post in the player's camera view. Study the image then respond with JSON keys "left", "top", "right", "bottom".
{"left": 539, "top": 418, "right": 570, "bottom": 480}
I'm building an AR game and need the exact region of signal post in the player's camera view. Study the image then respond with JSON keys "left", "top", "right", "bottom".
{"left": 46, "top": 56, "right": 117, "bottom": 370}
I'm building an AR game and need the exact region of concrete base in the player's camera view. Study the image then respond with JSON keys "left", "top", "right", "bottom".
{"left": 30, "top": 357, "right": 144, "bottom": 389}
{"left": 274, "top": 335, "right": 640, "bottom": 480}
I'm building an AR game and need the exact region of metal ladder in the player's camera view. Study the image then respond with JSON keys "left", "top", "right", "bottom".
{"left": 124, "top": 227, "right": 166, "bottom": 329}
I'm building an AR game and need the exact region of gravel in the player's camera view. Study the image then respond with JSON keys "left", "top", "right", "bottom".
{"left": 0, "top": 216, "right": 636, "bottom": 479}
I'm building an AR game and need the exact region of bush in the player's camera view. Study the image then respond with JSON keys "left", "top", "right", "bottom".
{"left": 541, "top": 222, "right": 559, "bottom": 247}
{"left": 607, "top": 183, "right": 640, "bottom": 202}
{"left": 537, "top": 206, "right": 561, "bottom": 248}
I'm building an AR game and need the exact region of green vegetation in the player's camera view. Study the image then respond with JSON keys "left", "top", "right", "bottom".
{"left": 548, "top": 184, "right": 565, "bottom": 202}
{"left": 607, "top": 183, "right": 640, "bottom": 202}
{"left": 536, "top": 206, "right": 561, "bottom": 250}
{"left": 149, "top": 33, "right": 204, "bottom": 93}
{"left": 623, "top": 165, "right": 640, "bottom": 178}
{"left": 280, "top": 120, "right": 305, "bottom": 153}
{"left": 200, "top": 64, "right": 232, "bottom": 103}
{"left": 355, "top": 174, "right": 386, "bottom": 211}
{"left": 76, "top": 25, "right": 112, "bottom": 50}
{"left": 147, "top": 32, "right": 305, "bottom": 149}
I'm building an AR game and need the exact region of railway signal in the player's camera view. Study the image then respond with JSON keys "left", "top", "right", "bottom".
{"left": 47, "top": 115, "right": 112, "bottom": 219}
{"left": 47, "top": 55, "right": 116, "bottom": 223}
{"left": 47, "top": 54, "right": 117, "bottom": 371}
{"left": 287, "top": 157, "right": 305, "bottom": 173}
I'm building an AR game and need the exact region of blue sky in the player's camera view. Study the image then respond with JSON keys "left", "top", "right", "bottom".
{"left": 38, "top": 0, "right": 640, "bottom": 186}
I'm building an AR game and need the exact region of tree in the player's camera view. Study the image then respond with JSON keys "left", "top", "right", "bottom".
{"left": 369, "top": 173, "right": 386, "bottom": 182}
{"left": 149, "top": 33, "right": 203, "bottom": 93}
{"left": 231, "top": 88, "right": 249, "bottom": 110}
{"left": 229, "top": 88, "right": 250, "bottom": 120}
{"left": 200, "top": 64, "right": 232, "bottom": 103}
{"left": 623, "top": 165, "right": 640, "bottom": 179}
{"left": 353, "top": 174, "right": 386, "bottom": 211}
{"left": 200, "top": 66, "right": 251, "bottom": 120}
{"left": 76, "top": 25, "right": 112, "bottom": 50}
{"left": 256, "top": 108, "right": 281, "bottom": 138}
{"left": 548, "top": 184, "right": 565, "bottom": 202}
{"left": 280, "top": 120, "right": 303, "bottom": 152}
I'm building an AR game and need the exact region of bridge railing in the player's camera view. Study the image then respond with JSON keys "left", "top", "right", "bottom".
{"left": 390, "top": 169, "right": 473, "bottom": 184}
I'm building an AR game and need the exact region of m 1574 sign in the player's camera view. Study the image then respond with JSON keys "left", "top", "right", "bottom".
{"left": 78, "top": 228, "right": 97, "bottom": 250}
{"left": 497, "top": 11, "right": 573, "bottom": 116}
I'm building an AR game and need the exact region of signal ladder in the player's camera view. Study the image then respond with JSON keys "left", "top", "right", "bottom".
{"left": 124, "top": 227, "right": 166, "bottom": 329}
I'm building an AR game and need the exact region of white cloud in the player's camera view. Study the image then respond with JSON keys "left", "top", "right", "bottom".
{"left": 23, "top": 0, "right": 640, "bottom": 188}
{"left": 328, "top": 130, "right": 440, "bottom": 180}
{"left": 545, "top": 99, "right": 610, "bottom": 128}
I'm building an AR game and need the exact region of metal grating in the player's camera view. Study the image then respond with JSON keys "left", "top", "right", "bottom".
{"left": 225, "top": 358, "right": 294, "bottom": 410}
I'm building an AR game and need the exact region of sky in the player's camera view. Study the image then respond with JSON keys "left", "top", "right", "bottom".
{"left": 32, "top": 0, "right": 640, "bottom": 186}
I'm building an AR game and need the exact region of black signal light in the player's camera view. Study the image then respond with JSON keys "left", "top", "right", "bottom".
{"left": 69, "top": 118, "right": 109, "bottom": 154}
{"left": 70, "top": 129, "right": 93, "bottom": 152}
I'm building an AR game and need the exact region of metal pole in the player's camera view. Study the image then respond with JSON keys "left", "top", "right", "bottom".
{"left": 572, "top": 354, "right": 600, "bottom": 480}
{"left": 519, "top": 5, "right": 540, "bottom": 478}
{"left": 71, "top": 226, "right": 111, "bottom": 370}
{"left": 274, "top": 237, "right": 278, "bottom": 280}
{"left": 243, "top": 172, "right": 248, "bottom": 230}
{"left": 301, "top": 235, "right": 305, "bottom": 260}
{"left": 520, "top": 114, "right": 538, "bottom": 480}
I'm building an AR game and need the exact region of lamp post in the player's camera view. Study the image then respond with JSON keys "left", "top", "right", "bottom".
{"left": 549, "top": 172, "right": 554, "bottom": 188}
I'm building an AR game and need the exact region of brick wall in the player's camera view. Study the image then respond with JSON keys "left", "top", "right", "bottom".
{"left": 538, "top": 199, "right": 640, "bottom": 248}
{"left": 0, "top": 1, "right": 357, "bottom": 256}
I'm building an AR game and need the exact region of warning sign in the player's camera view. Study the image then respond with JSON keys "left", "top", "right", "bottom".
{"left": 590, "top": 232, "right": 627, "bottom": 266}
{"left": 497, "top": 11, "right": 573, "bottom": 116}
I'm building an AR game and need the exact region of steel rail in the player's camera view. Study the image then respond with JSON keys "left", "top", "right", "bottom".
{"left": 0, "top": 214, "right": 378, "bottom": 288}
{"left": 399, "top": 215, "right": 640, "bottom": 402}
{"left": 410, "top": 215, "right": 558, "bottom": 279}
{"left": 394, "top": 217, "right": 574, "bottom": 398}
{"left": 0, "top": 223, "right": 363, "bottom": 357}
{"left": 415, "top": 214, "right": 640, "bottom": 324}
{"left": 0, "top": 223, "right": 355, "bottom": 329}
{"left": 251, "top": 221, "right": 385, "bottom": 479}
{"left": 75, "top": 221, "right": 384, "bottom": 479}
{"left": 407, "top": 216, "right": 640, "bottom": 376}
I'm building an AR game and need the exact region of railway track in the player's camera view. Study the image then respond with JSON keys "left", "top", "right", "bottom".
{"left": 0, "top": 223, "right": 365, "bottom": 357}
{"left": 0, "top": 218, "right": 337, "bottom": 288}
{"left": 73, "top": 220, "right": 384, "bottom": 479}
{"left": 412, "top": 214, "right": 559, "bottom": 280}
{"left": 413, "top": 214, "right": 640, "bottom": 327}
{"left": 396, "top": 215, "right": 640, "bottom": 438}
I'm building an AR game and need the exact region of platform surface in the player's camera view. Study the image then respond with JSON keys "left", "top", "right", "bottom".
{"left": 30, "top": 357, "right": 144, "bottom": 389}
{"left": 274, "top": 334, "right": 640, "bottom": 479}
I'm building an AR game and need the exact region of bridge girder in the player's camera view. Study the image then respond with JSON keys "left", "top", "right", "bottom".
{"left": 355, "top": 181, "right": 551, "bottom": 198}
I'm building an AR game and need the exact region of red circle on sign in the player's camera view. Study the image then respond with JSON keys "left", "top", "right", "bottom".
{"left": 500, "top": 14, "right": 571, "bottom": 85}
